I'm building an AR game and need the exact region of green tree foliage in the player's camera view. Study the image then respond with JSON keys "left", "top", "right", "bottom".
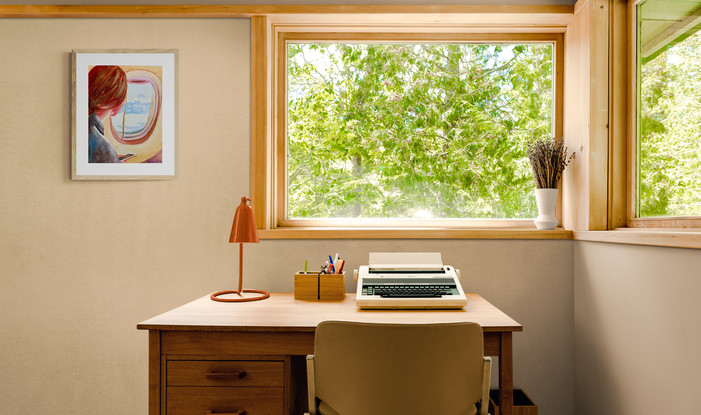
{"left": 640, "top": 31, "right": 701, "bottom": 217}
{"left": 287, "top": 43, "right": 553, "bottom": 219}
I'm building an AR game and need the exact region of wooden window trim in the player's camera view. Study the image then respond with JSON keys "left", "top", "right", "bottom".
{"left": 569, "top": 0, "right": 701, "bottom": 250}
{"left": 574, "top": 229, "right": 701, "bottom": 249}
{"left": 0, "top": 4, "right": 574, "bottom": 18}
{"left": 255, "top": 16, "right": 567, "bottom": 239}
{"left": 259, "top": 228, "right": 573, "bottom": 240}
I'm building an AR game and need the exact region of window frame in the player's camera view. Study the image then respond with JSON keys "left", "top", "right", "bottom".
{"left": 626, "top": 0, "right": 701, "bottom": 229}
{"left": 255, "top": 17, "right": 566, "bottom": 238}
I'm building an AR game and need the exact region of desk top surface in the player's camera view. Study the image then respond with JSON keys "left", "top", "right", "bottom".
{"left": 137, "top": 293, "right": 522, "bottom": 332}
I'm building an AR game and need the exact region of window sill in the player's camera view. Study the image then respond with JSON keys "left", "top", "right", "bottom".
{"left": 573, "top": 229, "right": 701, "bottom": 250}
{"left": 258, "top": 227, "right": 573, "bottom": 240}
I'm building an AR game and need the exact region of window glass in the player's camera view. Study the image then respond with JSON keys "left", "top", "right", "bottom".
{"left": 638, "top": 0, "right": 701, "bottom": 217}
{"left": 286, "top": 43, "right": 554, "bottom": 220}
{"left": 109, "top": 69, "right": 161, "bottom": 145}
{"left": 112, "top": 81, "right": 154, "bottom": 136}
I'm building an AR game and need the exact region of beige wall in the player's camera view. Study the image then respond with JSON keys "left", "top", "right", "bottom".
{"left": 0, "top": 16, "right": 574, "bottom": 415}
{"left": 574, "top": 242, "right": 701, "bottom": 414}
{"left": 0, "top": 17, "right": 252, "bottom": 414}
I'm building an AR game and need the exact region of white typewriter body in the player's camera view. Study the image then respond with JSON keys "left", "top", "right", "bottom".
{"left": 355, "top": 252, "right": 468, "bottom": 310}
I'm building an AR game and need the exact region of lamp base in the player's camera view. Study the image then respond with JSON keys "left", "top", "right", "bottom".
{"left": 210, "top": 289, "right": 270, "bottom": 302}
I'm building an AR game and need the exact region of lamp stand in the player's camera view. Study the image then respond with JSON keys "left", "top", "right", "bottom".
{"left": 211, "top": 243, "right": 270, "bottom": 302}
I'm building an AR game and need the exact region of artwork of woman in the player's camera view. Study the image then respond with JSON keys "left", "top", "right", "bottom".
{"left": 88, "top": 65, "right": 127, "bottom": 163}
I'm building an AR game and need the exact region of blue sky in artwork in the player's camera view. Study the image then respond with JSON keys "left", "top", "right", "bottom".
{"left": 112, "top": 82, "right": 155, "bottom": 134}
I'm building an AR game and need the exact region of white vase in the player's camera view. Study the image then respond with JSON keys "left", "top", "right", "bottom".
{"left": 534, "top": 188, "right": 559, "bottom": 230}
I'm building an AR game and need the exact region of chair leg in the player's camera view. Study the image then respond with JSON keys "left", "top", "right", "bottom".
{"left": 481, "top": 357, "right": 492, "bottom": 415}
{"left": 306, "top": 355, "right": 317, "bottom": 415}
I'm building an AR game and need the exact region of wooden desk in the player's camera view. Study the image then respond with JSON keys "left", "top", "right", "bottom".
{"left": 138, "top": 293, "right": 522, "bottom": 415}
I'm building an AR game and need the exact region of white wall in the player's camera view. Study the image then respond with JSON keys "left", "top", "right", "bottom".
{"left": 574, "top": 241, "right": 701, "bottom": 414}
{"left": 0, "top": 12, "right": 573, "bottom": 415}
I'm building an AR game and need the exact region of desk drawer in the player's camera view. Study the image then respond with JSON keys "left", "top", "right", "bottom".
{"left": 167, "top": 361, "right": 284, "bottom": 387}
{"left": 167, "top": 386, "right": 283, "bottom": 415}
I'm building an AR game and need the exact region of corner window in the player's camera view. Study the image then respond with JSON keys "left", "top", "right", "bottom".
{"left": 637, "top": 0, "right": 701, "bottom": 219}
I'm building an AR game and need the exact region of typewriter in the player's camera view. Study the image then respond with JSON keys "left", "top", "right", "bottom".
{"left": 355, "top": 252, "right": 467, "bottom": 310}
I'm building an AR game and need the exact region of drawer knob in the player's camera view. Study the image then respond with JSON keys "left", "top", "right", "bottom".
{"left": 205, "top": 370, "right": 247, "bottom": 380}
{"left": 205, "top": 411, "right": 246, "bottom": 415}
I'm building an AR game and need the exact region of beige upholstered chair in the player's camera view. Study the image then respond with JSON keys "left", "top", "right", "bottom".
{"left": 305, "top": 321, "right": 491, "bottom": 415}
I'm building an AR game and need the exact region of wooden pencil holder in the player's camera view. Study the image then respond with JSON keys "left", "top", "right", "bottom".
{"left": 320, "top": 272, "right": 345, "bottom": 300}
{"left": 294, "top": 272, "right": 345, "bottom": 301}
{"left": 293, "top": 272, "right": 319, "bottom": 301}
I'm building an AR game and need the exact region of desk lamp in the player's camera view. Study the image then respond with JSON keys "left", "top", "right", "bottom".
{"left": 210, "top": 197, "right": 270, "bottom": 302}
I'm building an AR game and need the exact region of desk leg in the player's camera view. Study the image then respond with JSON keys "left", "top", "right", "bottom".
{"left": 499, "top": 332, "right": 514, "bottom": 415}
{"left": 149, "top": 330, "right": 161, "bottom": 415}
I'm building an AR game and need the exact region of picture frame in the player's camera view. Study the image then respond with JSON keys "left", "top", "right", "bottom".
{"left": 72, "top": 49, "right": 178, "bottom": 180}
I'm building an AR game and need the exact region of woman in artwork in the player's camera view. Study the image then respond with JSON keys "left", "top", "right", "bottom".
{"left": 88, "top": 65, "right": 127, "bottom": 163}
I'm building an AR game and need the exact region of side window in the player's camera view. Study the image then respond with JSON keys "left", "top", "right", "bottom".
{"left": 109, "top": 69, "right": 162, "bottom": 145}
{"left": 637, "top": 0, "right": 701, "bottom": 218}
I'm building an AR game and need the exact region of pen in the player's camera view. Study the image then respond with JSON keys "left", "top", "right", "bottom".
{"left": 333, "top": 253, "right": 339, "bottom": 268}
{"left": 337, "top": 259, "right": 345, "bottom": 274}
{"left": 304, "top": 259, "right": 308, "bottom": 273}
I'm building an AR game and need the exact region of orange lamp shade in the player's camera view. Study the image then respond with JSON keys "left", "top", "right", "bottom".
{"left": 229, "top": 196, "right": 259, "bottom": 244}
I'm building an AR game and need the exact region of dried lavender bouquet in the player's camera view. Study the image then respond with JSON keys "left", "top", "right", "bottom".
{"left": 527, "top": 138, "right": 575, "bottom": 189}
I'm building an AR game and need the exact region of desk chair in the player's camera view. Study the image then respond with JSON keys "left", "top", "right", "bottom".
{"left": 305, "top": 321, "right": 492, "bottom": 415}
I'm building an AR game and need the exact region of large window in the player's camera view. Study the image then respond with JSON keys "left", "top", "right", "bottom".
{"left": 287, "top": 41, "right": 553, "bottom": 221}
{"left": 275, "top": 32, "right": 563, "bottom": 229}
{"left": 637, "top": 0, "right": 701, "bottom": 220}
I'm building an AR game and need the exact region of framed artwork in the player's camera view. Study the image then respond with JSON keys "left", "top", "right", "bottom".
{"left": 72, "top": 49, "right": 178, "bottom": 180}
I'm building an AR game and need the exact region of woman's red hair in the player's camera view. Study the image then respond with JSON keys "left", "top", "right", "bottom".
{"left": 88, "top": 65, "right": 128, "bottom": 115}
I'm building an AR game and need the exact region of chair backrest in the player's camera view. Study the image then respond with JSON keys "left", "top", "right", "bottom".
{"left": 312, "top": 321, "right": 485, "bottom": 415}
